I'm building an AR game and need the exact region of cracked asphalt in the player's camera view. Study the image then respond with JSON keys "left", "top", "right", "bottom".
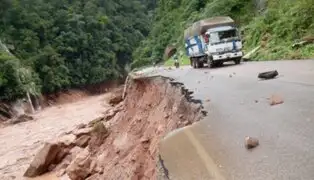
{"left": 146, "top": 60, "right": 314, "bottom": 180}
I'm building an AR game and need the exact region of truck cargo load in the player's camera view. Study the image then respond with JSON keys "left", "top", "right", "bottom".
{"left": 184, "top": 16, "right": 235, "bottom": 40}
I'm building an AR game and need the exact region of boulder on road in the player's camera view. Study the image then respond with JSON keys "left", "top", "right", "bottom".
{"left": 24, "top": 143, "right": 61, "bottom": 177}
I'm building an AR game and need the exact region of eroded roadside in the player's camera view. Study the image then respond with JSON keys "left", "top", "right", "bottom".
{"left": 0, "top": 94, "right": 111, "bottom": 180}
{"left": 1, "top": 76, "right": 204, "bottom": 180}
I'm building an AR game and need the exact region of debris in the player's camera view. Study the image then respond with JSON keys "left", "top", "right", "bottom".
{"left": 269, "top": 94, "right": 284, "bottom": 106}
{"left": 66, "top": 149, "right": 92, "bottom": 180}
{"left": 24, "top": 143, "right": 62, "bottom": 177}
{"left": 75, "top": 135, "right": 91, "bottom": 148}
{"left": 255, "top": 100, "right": 259, "bottom": 103}
{"left": 229, "top": 74, "right": 233, "bottom": 78}
{"left": 258, "top": 70, "right": 279, "bottom": 80}
{"left": 245, "top": 136, "right": 259, "bottom": 149}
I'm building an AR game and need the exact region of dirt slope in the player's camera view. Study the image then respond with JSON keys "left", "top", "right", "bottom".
{"left": 22, "top": 76, "right": 205, "bottom": 180}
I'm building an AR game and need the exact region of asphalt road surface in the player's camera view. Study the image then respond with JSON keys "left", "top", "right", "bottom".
{"left": 144, "top": 60, "right": 314, "bottom": 180}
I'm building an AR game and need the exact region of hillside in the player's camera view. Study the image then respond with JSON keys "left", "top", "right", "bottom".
{"left": 0, "top": 0, "right": 154, "bottom": 101}
{"left": 132, "top": 0, "right": 314, "bottom": 68}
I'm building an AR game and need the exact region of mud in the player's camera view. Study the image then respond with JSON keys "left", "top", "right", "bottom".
{"left": 0, "top": 94, "right": 111, "bottom": 180}
{"left": 52, "top": 76, "right": 205, "bottom": 180}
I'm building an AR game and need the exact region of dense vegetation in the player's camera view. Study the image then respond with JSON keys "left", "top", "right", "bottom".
{"left": 1, "top": 0, "right": 313, "bottom": 101}
{"left": 0, "top": 0, "right": 154, "bottom": 101}
{"left": 132, "top": 0, "right": 314, "bottom": 68}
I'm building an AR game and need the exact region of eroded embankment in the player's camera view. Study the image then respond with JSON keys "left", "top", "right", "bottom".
{"left": 24, "top": 76, "right": 205, "bottom": 180}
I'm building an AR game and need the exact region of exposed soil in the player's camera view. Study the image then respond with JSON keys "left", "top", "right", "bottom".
{"left": 0, "top": 94, "right": 111, "bottom": 180}
{"left": 2, "top": 76, "right": 204, "bottom": 180}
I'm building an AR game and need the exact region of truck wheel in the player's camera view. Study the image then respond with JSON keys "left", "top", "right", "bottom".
{"left": 234, "top": 58, "right": 241, "bottom": 65}
{"left": 208, "top": 56, "right": 214, "bottom": 68}
{"left": 216, "top": 61, "right": 223, "bottom": 67}
{"left": 190, "top": 58, "right": 193, "bottom": 67}
{"left": 198, "top": 62, "right": 204, "bottom": 68}
{"left": 192, "top": 59, "right": 197, "bottom": 68}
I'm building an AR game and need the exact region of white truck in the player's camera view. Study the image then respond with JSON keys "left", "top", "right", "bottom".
{"left": 184, "top": 16, "right": 243, "bottom": 68}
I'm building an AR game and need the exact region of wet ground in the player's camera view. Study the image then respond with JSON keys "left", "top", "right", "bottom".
{"left": 147, "top": 60, "right": 314, "bottom": 180}
{"left": 0, "top": 94, "right": 110, "bottom": 180}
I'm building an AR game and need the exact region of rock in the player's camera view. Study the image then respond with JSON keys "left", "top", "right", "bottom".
{"left": 140, "top": 137, "right": 150, "bottom": 144}
{"left": 24, "top": 143, "right": 61, "bottom": 177}
{"left": 179, "top": 114, "right": 184, "bottom": 119}
{"left": 76, "top": 123, "right": 86, "bottom": 129}
{"left": 66, "top": 149, "right": 92, "bottom": 180}
{"left": 164, "top": 114, "right": 169, "bottom": 119}
{"left": 103, "top": 109, "right": 117, "bottom": 121}
{"left": 245, "top": 136, "right": 259, "bottom": 149}
{"left": 75, "top": 135, "right": 91, "bottom": 148}
{"left": 89, "top": 122, "right": 109, "bottom": 151}
{"left": 86, "top": 174, "right": 102, "bottom": 180}
{"left": 255, "top": 100, "right": 259, "bottom": 103}
{"left": 58, "top": 134, "right": 76, "bottom": 146}
{"left": 269, "top": 95, "right": 284, "bottom": 106}
{"left": 88, "top": 117, "right": 104, "bottom": 127}
{"left": 73, "top": 127, "right": 93, "bottom": 137}
{"left": 70, "top": 146, "right": 84, "bottom": 158}
{"left": 229, "top": 74, "right": 233, "bottom": 78}
{"left": 108, "top": 88, "right": 123, "bottom": 106}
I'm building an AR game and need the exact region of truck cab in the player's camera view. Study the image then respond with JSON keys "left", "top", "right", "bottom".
{"left": 205, "top": 26, "right": 243, "bottom": 67}
{"left": 184, "top": 16, "right": 244, "bottom": 68}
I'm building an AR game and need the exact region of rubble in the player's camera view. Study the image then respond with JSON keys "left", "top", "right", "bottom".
{"left": 269, "top": 94, "right": 284, "bottom": 106}
{"left": 24, "top": 143, "right": 62, "bottom": 177}
{"left": 245, "top": 136, "right": 259, "bottom": 149}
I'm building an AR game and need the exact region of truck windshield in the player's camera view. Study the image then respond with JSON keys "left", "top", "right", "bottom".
{"left": 210, "top": 29, "right": 238, "bottom": 43}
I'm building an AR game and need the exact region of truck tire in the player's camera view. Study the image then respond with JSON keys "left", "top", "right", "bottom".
{"left": 190, "top": 58, "right": 193, "bottom": 67}
{"left": 258, "top": 70, "right": 279, "bottom": 79}
{"left": 208, "top": 56, "right": 214, "bottom": 68}
{"left": 198, "top": 62, "right": 204, "bottom": 68}
{"left": 234, "top": 58, "right": 241, "bottom": 65}
{"left": 192, "top": 59, "right": 198, "bottom": 68}
{"left": 216, "top": 61, "right": 223, "bottom": 67}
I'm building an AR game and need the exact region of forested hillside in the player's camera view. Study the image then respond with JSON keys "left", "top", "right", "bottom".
{"left": 0, "top": 0, "right": 154, "bottom": 101}
{"left": 1, "top": 0, "right": 313, "bottom": 101}
{"left": 132, "top": 0, "right": 314, "bottom": 68}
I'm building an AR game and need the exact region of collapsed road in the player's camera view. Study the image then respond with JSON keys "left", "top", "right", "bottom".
{"left": 140, "top": 60, "right": 314, "bottom": 180}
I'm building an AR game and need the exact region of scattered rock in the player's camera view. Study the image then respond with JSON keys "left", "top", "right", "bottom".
{"left": 86, "top": 174, "right": 102, "bottom": 180}
{"left": 75, "top": 135, "right": 91, "bottom": 148}
{"left": 89, "top": 122, "right": 109, "bottom": 151}
{"left": 24, "top": 143, "right": 61, "bottom": 177}
{"left": 103, "top": 109, "right": 117, "bottom": 121}
{"left": 88, "top": 117, "right": 104, "bottom": 127}
{"left": 164, "top": 114, "right": 169, "bottom": 119}
{"left": 245, "top": 136, "right": 259, "bottom": 149}
{"left": 58, "top": 134, "right": 76, "bottom": 146}
{"left": 269, "top": 95, "right": 284, "bottom": 106}
{"left": 229, "top": 74, "right": 233, "bottom": 78}
{"left": 255, "top": 100, "right": 259, "bottom": 103}
{"left": 108, "top": 88, "right": 123, "bottom": 106}
{"left": 76, "top": 123, "right": 86, "bottom": 129}
{"left": 140, "top": 137, "right": 150, "bottom": 144}
{"left": 66, "top": 149, "right": 92, "bottom": 180}
{"left": 72, "top": 127, "right": 93, "bottom": 137}
{"left": 204, "top": 71, "right": 208, "bottom": 74}
{"left": 179, "top": 114, "right": 184, "bottom": 119}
